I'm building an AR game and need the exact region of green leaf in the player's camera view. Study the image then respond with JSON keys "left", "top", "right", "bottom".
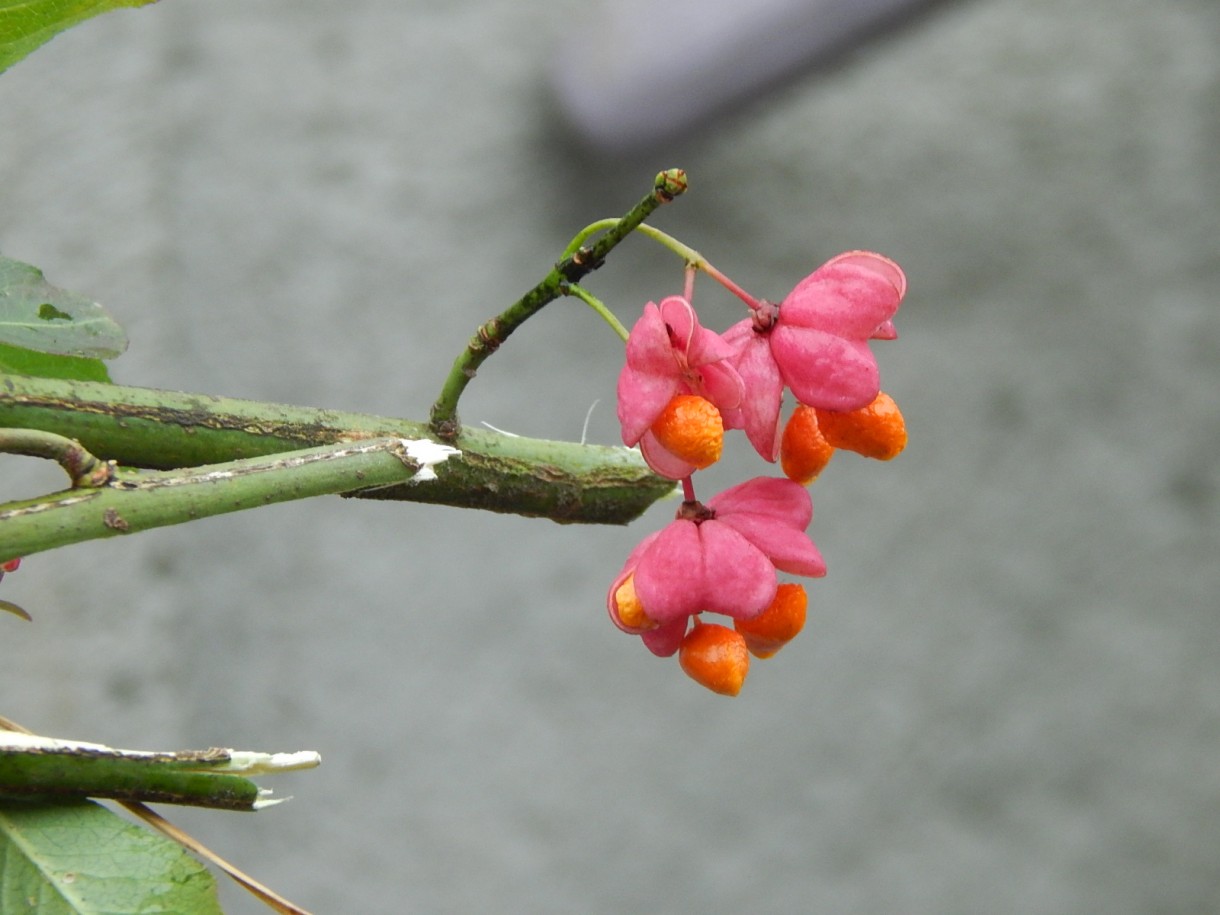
{"left": 0, "top": 800, "right": 221, "bottom": 914}
{"left": 0, "top": 342, "right": 112, "bottom": 382}
{"left": 0, "top": 257, "right": 127, "bottom": 361}
{"left": 0, "top": 0, "right": 159, "bottom": 75}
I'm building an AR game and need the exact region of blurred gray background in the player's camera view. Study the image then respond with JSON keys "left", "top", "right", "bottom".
{"left": 2, "top": 1, "right": 1219, "bottom": 912}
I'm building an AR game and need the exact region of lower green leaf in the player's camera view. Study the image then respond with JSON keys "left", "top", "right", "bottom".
{"left": 0, "top": 343, "right": 111, "bottom": 383}
{"left": 0, "top": 800, "right": 221, "bottom": 914}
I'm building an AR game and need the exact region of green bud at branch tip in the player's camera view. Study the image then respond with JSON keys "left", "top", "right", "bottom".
{"left": 654, "top": 168, "right": 688, "bottom": 202}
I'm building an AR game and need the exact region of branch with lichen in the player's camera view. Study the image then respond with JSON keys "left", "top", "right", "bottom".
{"left": 0, "top": 374, "right": 675, "bottom": 562}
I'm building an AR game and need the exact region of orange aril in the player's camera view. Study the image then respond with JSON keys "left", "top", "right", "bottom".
{"left": 780, "top": 405, "right": 835, "bottom": 484}
{"left": 612, "top": 574, "right": 658, "bottom": 631}
{"left": 734, "top": 583, "right": 807, "bottom": 658}
{"left": 679, "top": 621, "right": 750, "bottom": 696}
{"left": 814, "top": 391, "right": 907, "bottom": 460}
{"left": 648, "top": 394, "right": 724, "bottom": 470}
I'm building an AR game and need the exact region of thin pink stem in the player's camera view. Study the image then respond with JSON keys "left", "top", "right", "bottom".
{"left": 681, "top": 476, "right": 698, "bottom": 502}
{"left": 699, "top": 260, "right": 761, "bottom": 311}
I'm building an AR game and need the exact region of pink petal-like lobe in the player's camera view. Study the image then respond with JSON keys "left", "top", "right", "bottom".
{"left": 782, "top": 252, "right": 905, "bottom": 337}
{"left": 638, "top": 430, "right": 699, "bottom": 480}
{"left": 723, "top": 319, "right": 784, "bottom": 461}
{"left": 714, "top": 514, "right": 826, "bottom": 577}
{"left": 657, "top": 296, "right": 698, "bottom": 354}
{"left": 696, "top": 522, "right": 779, "bottom": 618}
{"left": 822, "top": 250, "right": 907, "bottom": 301}
{"left": 709, "top": 477, "right": 825, "bottom": 577}
{"left": 770, "top": 326, "right": 881, "bottom": 412}
{"left": 708, "top": 476, "right": 812, "bottom": 529}
{"left": 641, "top": 618, "right": 689, "bottom": 657}
{"left": 632, "top": 518, "right": 777, "bottom": 623}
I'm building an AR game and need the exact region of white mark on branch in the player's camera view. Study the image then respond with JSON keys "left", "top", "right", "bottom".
{"left": 0, "top": 492, "right": 96, "bottom": 521}
{"left": 399, "top": 439, "right": 461, "bottom": 482}
{"left": 0, "top": 732, "right": 320, "bottom": 773}
{"left": 107, "top": 439, "right": 403, "bottom": 492}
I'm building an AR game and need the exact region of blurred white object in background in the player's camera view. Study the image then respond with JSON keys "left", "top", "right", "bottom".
{"left": 551, "top": 0, "right": 937, "bottom": 152}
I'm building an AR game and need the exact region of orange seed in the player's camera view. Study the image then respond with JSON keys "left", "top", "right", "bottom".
{"left": 734, "top": 583, "right": 808, "bottom": 658}
{"left": 780, "top": 405, "right": 835, "bottom": 484}
{"left": 679, "top": 622, "right": 750, "bottom": 696}
{"left": 648, "top": 394, "right": 724, "bottom": 470}
{"left": 613, "top": 574, "right": 658, "bottom": 631}
{"left": 814, "top": 391, "right": 907, "bottom": 460}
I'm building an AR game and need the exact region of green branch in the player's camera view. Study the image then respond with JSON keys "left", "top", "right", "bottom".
{"left": 0, "top": 427, "right": 113, "bottom": 487}
{"left": 0, "top": 731, "right": 317, "bottom": 811}
{"left": 0, "top": 436, "right": 448, "bottom": 561}
{"left": 427, "top": 168, "right": 688, "bottom": 439}
{"left": 0, "top": 374, "right": 675, "bottom": 561}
